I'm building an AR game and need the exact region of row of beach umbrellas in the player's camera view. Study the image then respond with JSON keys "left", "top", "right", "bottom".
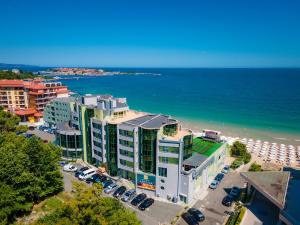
{"left": 239, "top": 138, "right": 300, "bottom": 166}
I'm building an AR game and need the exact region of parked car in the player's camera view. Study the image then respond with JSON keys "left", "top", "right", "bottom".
{"left": 63, "top": 164, "right": 78, "bottom": 172}
{"left": 99, "top": 175, "right": 107, "bottom": 183}
{"left": 121, "top": 189, "right": 136, "bottom": 202}
{"left": 86, "top": 173, "right": 103, "bottom": 183}
{"left": 188, "top": 208, "right": 205, "bottom": 222}
{"left": 222, "top": 165, "right": 229, "bottom": 174}
{"left": 78, "top": 168, "right": 97, "bottom": 180}
{"left": 102, "top": 180, "right": 113, "bottom": 188}
{"left": 215, "top": 173, "right": 224, "bottom": 182}
{"left": 75, "top": 166, "right": 89, "bottom": 177}
{"left": 28, "top": 126, "right": 35, "bottom": 131}
{"left": 104, "top": 183, "right": 118, "bottom": 194}
{"left": 131, "top": 193, "right": 147, "bottom": 206}
{"left": 222, "top": 195, "right": 234, "bottom": 207}
{"left": 38, "top": 126, "right": 46, "bottom": 131}
{"left": 138, "top": 198, "right": 154, "bottom": 211}
{"left": 182, "top": 212, "right": 199, "bottom": 225}
{"left": 113, "top": 186, "right": 126, "bottom": 198}
{"left": 209, "top": 180, "right": 218, "bottom": 189}
{"left": 24, "top": 133, "right": 34, "bottom": 138}
{"left": 229, "top": 186, "right": 240, "bottom": 199}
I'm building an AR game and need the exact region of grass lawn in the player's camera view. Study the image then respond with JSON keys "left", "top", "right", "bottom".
{"left": 192, "top": 137, "right": 223, "bottom": 157}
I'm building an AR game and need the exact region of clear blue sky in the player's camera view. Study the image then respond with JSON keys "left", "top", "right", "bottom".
{"left": 0, "top": 0, "right": 300, "bottom": 67}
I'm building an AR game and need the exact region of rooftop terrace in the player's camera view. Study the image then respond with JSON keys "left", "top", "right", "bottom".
{"left": 192, "top": 137, "right": 223, "bottom": 157}
{"left": 125, "top": 114, "right": 178, "bottom": 129}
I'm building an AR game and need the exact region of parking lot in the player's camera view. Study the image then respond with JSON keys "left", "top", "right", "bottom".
{"left": 177, "top": 171, "right": 246, "bottom": 225}
{"left": 61, "top": 164, "right": 183, "bottom": 225}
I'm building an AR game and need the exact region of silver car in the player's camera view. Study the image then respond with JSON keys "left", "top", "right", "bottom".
{"left": 121, "top": 189, "right": 136, "bottom": 202}
{"left": 104, "top": 183, "right": 118, "bottom": 194}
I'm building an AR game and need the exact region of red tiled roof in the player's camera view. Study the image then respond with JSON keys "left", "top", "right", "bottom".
{"left": 0, "top": 80, "right": 24, "bottom": 87}
{"left": 15, "top": 108, "right": 37, "bottom": 116}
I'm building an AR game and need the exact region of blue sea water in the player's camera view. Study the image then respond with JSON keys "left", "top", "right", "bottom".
{"left": 58, "top": 68, "right": 300, "bottom": 136}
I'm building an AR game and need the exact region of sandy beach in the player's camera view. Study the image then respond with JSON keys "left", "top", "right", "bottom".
{"left": 179, "top": 117, "right": 300, "bottom": 146}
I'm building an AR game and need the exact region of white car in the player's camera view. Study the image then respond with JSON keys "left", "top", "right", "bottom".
{"left": 78, "top": 168, "right": 97, "bottom": 180}
{"left": 63, "top": 164, "right": 78, "bottom": 172}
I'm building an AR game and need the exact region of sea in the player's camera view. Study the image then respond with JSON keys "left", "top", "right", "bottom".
{"left": 55, "top": 68, "right": 300, "bottom": 145}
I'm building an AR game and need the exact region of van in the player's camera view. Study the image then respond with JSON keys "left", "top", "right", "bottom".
{"left": 78, "top": 168, "right": 97, "bottom": 180}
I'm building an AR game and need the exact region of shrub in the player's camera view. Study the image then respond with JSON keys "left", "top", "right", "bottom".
{"left": 230, "top": 159, "right": 244, "bottom": 169}
{"left": 243, "top": 152, "right": 251, "bottom": 164}
{"left": 249, "top": 162, "right": 262, "bottom": 172}
{"left": 235, "top": 207, "right": 246, "bottom": 225}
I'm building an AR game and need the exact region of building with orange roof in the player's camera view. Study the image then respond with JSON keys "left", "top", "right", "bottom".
{"left": 0, "top": 79, "right": 69, "bottom": 123}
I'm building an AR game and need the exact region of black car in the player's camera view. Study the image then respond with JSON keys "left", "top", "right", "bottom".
{"left": 182, "top": 212, "right": 199, "bottom": 225}
{"left": 229, "top": 186, "right": 240, "bottom": 199}
{"left": 188, "top": 208, "right": 205, "bottom": 222}
{"left": 86, "top": 173, "right": 102, "bottom": 183}
{"left": 113, "top": 186, "right": 126, "bottom": 198}
{"left": 215, "top": 173, "right": 224, "bottom": 182}
{"left": 99, "top": 175, "right": 107, "bottom": 183}
{"left": 75, "top": 167, "right": 89, "bottom": 177}
{"left": 138, "top": 198, "right": 154, "bottom": 211}
{"left": 131, "top": 193, "right": 147, "bottom": 206}
{"left": 222, "top": 195, "right": 234, "bottom": 207}
{"left": 103, "top": 179, "right": 113, "bottom": 188}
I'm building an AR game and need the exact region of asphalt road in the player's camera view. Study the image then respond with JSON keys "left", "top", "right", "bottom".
{"left": 61, "top": 168, "right": 182, "bottom": 225}
{"left": 178, "top": 171, "right": 246, "bottom": 225}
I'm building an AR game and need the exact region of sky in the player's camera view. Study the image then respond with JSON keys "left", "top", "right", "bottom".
{"left": 0, "top": 0, "right": 300, "bottom": 67}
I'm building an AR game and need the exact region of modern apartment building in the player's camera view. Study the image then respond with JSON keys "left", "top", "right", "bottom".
{"left": 0, "top": 79, "right": 69, "bottom": 123}
{"left": 54, "top": 94, "right": 227, "bottom": 204}
{"left": 44, "top": 97, "right": 75, "bottom": 127}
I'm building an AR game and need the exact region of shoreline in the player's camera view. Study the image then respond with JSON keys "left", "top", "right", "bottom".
{"left": 178, "top": 117, "right": 300, "bottom": 146}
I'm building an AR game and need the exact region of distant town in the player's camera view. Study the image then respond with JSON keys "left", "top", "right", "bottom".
{"left": 40, "top": 67, "right": 161, "bottom": 77}
{"left": 45, "top": 67, "right": 116, "bottom": 76}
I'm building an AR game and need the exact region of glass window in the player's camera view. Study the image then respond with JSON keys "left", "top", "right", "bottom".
{"left": 119, "top": 139, "right": 134, "bottom": 148}
{"left": 159, "top": 157, "right": 179, "bottom": 165}
{"left": 119, "top": 159, "right": 134, "bottom": 168}
{"left": 119, "top": 129, "right": 134, "bottom": 137}
{"left": 120, "top": 149, "right": 134, "bottom": 158}
{"left": 158, "top": 167, "right": 167, "bottom": 177}
{"left": 159, "top": 146, "right": 179, "bottom": 154}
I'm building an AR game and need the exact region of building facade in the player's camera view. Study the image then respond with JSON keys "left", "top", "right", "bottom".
{"left": 44, "top": 97, "right": 75, "bottom": 127}
{"left": 54, "top": 94, "right": 227, "bottom": 204}
{"left": 0, "top": 79, "right": 69, "bottom": 123}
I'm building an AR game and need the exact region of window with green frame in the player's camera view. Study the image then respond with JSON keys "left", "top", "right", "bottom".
{"left": 119, "top": 129, "right": 134, "bottom": 137}
{"left": 93, "top": 140, "right": 101, "bottom": 148}
{"left": 119, "top": 149, "right": 134, "bottom": 158}
{"left": 159, "top": 156, "right": 179, "bottom": 164}
{"left": 158, "top": 167, "right": 167, "bottom": 177}
{"left": 93, "top": 131, "right": 102, "bottom": 139}
{"left": 92, "top": 123, "right": 102, "bottom": 130}
{"left": 119, "top": 159, "right": 134, "bottom": 168}
{"left": 119, "top": 139, "right": 134, "bottom": 148}
{"left": 159, "top": 146, "right": 179, "bottom": 154}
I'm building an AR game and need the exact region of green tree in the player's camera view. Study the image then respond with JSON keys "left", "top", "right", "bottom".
{"left": 0, "top": 132, "right": 63, "bottom": 224}
{"left": 15, "top": 125, "right": 28, "bottom": 133}
{"left": 35, "top": 182, "right": 141, "bottom": 225}
{"left": 0, "top": 70, "right": 36, "bottom": 80}
{"left": 230, "top": 141, "right": 251, "bottom": 164}
{"left": 231, "top": 141, "right": 247, "bottom": 157}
